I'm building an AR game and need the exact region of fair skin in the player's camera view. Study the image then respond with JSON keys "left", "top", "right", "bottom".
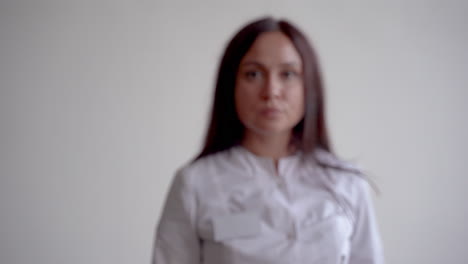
{"left": 235, "top": 31, "right": 305, "bottom": 164}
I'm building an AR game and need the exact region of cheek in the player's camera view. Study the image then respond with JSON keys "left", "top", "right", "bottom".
{"left": 287, "top": 86, "right": 305, "bottom": 115}
{"left": 235, "top": 85, "right": 255, "bottom": 121}
{"left": 235, "top": 83, "right": 258, "bottom": 106}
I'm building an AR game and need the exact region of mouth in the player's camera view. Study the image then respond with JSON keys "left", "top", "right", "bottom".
{"left": 260, "top": 107, "right": 282, "bottom": 118}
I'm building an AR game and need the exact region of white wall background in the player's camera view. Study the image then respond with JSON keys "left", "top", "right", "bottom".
{"left": 1, "top": 0, "right": 467, "bottom": 263}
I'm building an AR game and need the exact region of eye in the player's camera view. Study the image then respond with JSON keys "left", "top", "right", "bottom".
{"left": 281, "top": 70, "right": 298, "bottom": 79}
{"left": 244, "top": 70, "right": 263, "bottom": 80}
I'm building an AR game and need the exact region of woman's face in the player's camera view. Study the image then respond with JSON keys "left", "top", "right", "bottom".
{"left": 235, "top": 31, "right": 305, "bottom": 138}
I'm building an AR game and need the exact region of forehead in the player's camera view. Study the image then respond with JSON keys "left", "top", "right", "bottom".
{"left": 240, "top": 31, "right": 302, "bottom": 67}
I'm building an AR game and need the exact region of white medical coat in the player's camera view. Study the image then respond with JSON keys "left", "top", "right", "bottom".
{"left": 152, "top": 146, "right": 384, "bottom": 264}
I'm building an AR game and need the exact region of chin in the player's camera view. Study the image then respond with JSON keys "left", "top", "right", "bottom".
{"left": 251, "top": 124, "right": 294, "bottom": 136}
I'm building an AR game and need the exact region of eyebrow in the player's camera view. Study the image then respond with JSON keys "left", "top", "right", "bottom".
{"left": 240, "top": 61, "right": 301, "bottom": 68}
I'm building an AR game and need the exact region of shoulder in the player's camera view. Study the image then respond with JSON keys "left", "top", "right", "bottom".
{"left": 312, "top": 148, "right": 362, "bottom": 173}
{"left": 306, "top": 148, "right": 372, "bottom": 206}
{"left": 173, "top": 148, "right": 237, "bottom": 189}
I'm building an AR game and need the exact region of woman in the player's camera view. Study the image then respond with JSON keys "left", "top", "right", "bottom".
{"left": 152, "top": 17, "right": 384, "bottom": 264}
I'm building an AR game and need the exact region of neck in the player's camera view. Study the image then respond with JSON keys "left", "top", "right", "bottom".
{"left": 241, "top": 131, "right": 294, "bottom": 162}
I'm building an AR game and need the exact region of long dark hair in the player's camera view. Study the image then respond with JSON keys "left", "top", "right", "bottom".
{"left": 196, "top": 17, "right": 332, "bottom": 159}
{"left": 194, "top": 17, "right": 378, "bottom": 192}
{"left": 196, "top": 17, "right": 331, "bottom": 160}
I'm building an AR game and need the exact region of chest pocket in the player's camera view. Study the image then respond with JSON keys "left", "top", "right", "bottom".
{"left": 196, "top": 186, "right": 266, "bottom": 242}
{"left": 298, "top": 200, "right": 352, "bottom": 261}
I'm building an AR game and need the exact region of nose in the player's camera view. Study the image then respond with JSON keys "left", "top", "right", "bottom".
{"left": 260, "top": 74, "right": 281, "bottom": 100}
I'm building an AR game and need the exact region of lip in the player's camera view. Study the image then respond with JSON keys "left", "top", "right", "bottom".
{"left": 260, "top": 107, "right": 282, "bottom": 117}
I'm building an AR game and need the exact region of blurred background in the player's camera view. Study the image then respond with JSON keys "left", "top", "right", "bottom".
{"left": 1, "top": 0, "right": 467, "bottom": 263}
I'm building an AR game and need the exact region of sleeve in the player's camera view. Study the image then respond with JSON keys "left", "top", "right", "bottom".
{"left": 348, "top": 178, "right": 385, "bottom": 264}
{"left": 151, "top": 169, "right": 201, "bottom": 264}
